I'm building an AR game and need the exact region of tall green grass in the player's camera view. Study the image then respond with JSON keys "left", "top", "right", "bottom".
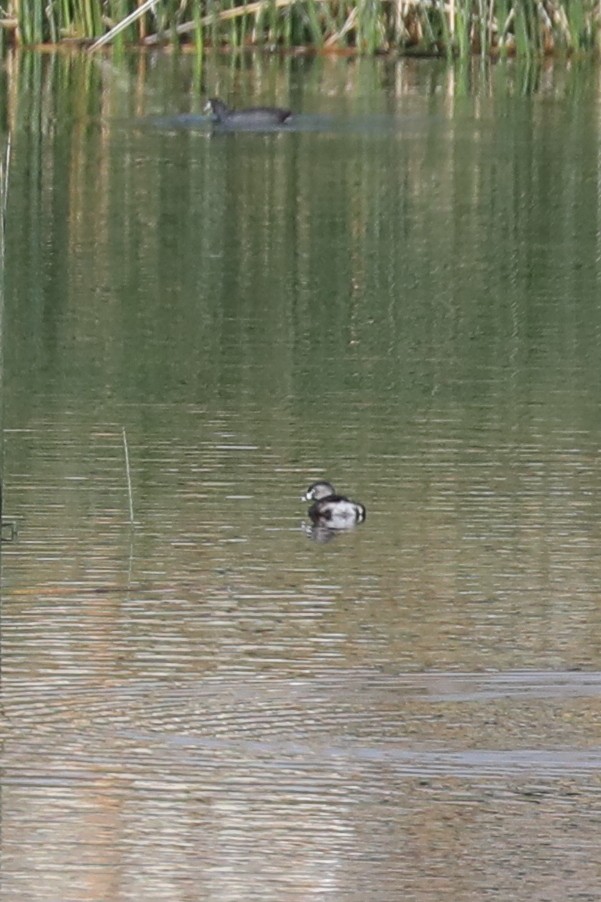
{"left": 2, "top": 0, "right": 600, "bottom": 56}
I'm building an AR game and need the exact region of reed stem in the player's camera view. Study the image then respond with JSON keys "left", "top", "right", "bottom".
{"left": 122, "top": 427, "right": 135, "bottom": 526}
{"left": 4, "top": 0, "right": 600, "bottom": 57}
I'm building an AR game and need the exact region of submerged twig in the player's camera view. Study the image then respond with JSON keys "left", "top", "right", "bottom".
{"left": 122, "top": 427, "right": 135, "bottom": 526}
{"left": 1, "top": 135, "right": 11, "bottom": 227}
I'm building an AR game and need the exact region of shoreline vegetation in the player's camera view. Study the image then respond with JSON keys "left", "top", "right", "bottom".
{"left": 0, "top": 0, "right": 599, "bottom": 58}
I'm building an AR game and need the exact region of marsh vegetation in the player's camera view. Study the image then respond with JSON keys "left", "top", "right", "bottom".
{"left": 1, "top": 0, "right": 599, "bottom": 57}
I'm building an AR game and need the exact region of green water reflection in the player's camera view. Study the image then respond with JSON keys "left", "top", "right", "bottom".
{"left": 3, "top": 51, "right": 601, "bottom": 902}
{"left": 4, "top": 54, "right": 601, "bottom": 425}
{"left": 4, "top": 52, "right": 601, "bottom": 652}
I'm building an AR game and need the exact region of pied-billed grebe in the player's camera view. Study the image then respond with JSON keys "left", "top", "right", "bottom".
{"left": 302, "top": 481, "right": 366, "bottom": 529}
{"left": 204, "top": 98, "right": 292, "bottom": 127}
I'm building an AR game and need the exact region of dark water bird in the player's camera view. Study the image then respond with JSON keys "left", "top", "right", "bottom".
{"left": 302, "top": 481, "right": 366, "bottom": 530}
{"left": 204, "top": 98, "right": 292, "bottom": 128}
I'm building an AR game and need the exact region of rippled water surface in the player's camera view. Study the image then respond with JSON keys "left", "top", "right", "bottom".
{"left": 2, "top": 52, "right": 601, "bottom": 901}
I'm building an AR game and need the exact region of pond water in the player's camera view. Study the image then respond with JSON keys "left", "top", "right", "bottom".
{"left": 2, "top": 51, "right": 601, "bottom": 900}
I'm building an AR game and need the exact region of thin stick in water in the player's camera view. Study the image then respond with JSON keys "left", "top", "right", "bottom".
{"left": 122, "top": 427, "right": 135, "bottom": 526}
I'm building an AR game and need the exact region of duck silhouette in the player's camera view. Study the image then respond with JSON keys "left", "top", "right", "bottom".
{"left": 302, "top": 481, "right": 366, "bottom": 530}
{"left": 204, "top": 98, "right": 292, "bottom": 128}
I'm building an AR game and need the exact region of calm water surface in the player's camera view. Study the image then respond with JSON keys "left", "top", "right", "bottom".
{"left": 2, "top": 52, "right": 601, "bottom": 901}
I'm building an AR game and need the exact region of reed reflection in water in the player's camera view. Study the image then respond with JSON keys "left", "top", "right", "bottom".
{"left": 3, "top": 51, "right": 601, "bottom": 902}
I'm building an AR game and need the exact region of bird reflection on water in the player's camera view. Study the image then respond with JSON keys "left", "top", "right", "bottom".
{"left": 301, "top": 481, "right": 366, "bottom": 541}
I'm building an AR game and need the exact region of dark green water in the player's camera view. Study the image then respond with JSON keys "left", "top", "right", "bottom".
{"left": 2, "top": 52, "right": 601, "bottom": 901}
